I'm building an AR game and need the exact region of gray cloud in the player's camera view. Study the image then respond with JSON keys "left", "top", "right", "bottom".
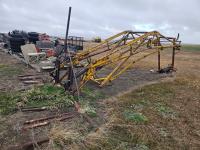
{"left": 0, "top": 0, "right": 199, "bottom": 43}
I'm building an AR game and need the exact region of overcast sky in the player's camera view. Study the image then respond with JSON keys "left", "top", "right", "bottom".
{"left": 0, "top": 0, "right": 199, "bottom": 43}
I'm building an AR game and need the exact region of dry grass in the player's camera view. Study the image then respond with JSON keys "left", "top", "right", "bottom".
{"left": 69, "top": 76, "right": 199, "bottom": 150}
{"left": 48, "top": 124, "right": 80, "bottom": 148}
{"left": 35, "top": 46, "right": 200, "bottom": 150}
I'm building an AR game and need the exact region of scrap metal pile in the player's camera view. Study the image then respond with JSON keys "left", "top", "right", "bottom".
{"left": 0, "top": 30, "right": 84, "bottom": 53}
{"left": 51, "top": 30, "right": 181, "bottom": 93}
{"left": 0, "top": 30, "right": 84, "bottom": 67}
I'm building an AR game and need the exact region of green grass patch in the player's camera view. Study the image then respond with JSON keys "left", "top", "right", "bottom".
{"left": 138, "top": 99, "right": 150, "bottom": 106}
{"left": 22, "top": 84, "right": 74, "bottom": 109}
{"left": 81, "top": 86, "right": 105, "bottom": 101}
{"left": 0, "top": 92, "right": 20, "bottom": 115}
{"left": 0, "top": 85, "right": 106, "bottom": 116}
{"left": 123, "top": 110, "right": 148, "bottom": 123}
{"left": 181, "top": 44, "right": 200, "bottom": 52}
{"left": 77, "top": 86, "right": 105, "bottom": 117}
{"left": 81, "top": 104, "right": 97, "bottom": 117}
{"left": 0, "top": 84, "right": 75, "bottom": 115}
{"left": 155, "top": 103, "right": 176, "bottom": 119}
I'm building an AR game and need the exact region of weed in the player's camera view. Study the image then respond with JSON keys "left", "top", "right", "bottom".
{"left": 0, "top": 84, "right": 75, "bottom": 115}
{"left": 78, "top": 86, "right": 105, "bottom": 117}
{"left": 85, "top": 107, "right": 97, "bottom": 117}
{"left": 130, "top": 100, "right": 150, "bottom": 111}
{"left": 0, "top": 84, "right": 104, "bottom": 116}
{"left": 134, "top": 144, "right": 149, "bottom": 150}
{"left": 22, "top": 85, "right": 74, "bottom": 109}
{"left": 155, "top": 103, "right": 176, "bottom": 119}
{"left": 123, "top": 110, "right": 148, "bottom": 123}
{"left": 139, "top": 99, "right": 150, "bottom": 106}
{"left": 0, "top": 92, "right": 20, "bottom": 115}
{"left": 79, "top": 102, "right": 97, "bottom": 117}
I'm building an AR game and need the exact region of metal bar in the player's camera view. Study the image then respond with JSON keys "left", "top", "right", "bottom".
{"left": 64, "top": 7, "right": 73, "bottom": 90}
{"left": 24, "top": 112, "right": 75, "bottom": 125}
{"left": 64, "top": 6, "right": 71, "bottom": 54}
{"left": 158, "top": 49, "right": 161, "bottom": 71}
{"left": 110, "top": 49, "right": 161, "bottom": 81}
{"left": 100, "top": 56, "right": 130, "bottom": 86}
{"left": 55, "top": 59, "right": 60, "bottom": 84}
{"left": 63, "top": 7, "right": 80, "bottom": 95}
{"left": 172, "top": 38, "right": 176, "bottom": 68}
{"left": 65, "top": 66, "right": 73, "bottom": 90}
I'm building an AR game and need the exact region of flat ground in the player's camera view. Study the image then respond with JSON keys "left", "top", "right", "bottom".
{"left": 0, "top": 44, "right": 200, "bottom": 150}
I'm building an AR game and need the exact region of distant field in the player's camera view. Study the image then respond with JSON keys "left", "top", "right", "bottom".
{"left": 181, "top": 44, "right": 200, "bottom": 52}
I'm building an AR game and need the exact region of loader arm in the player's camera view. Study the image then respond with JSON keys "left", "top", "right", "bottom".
{"left": 52, "top": 30, "right": 181, "bottom": 92}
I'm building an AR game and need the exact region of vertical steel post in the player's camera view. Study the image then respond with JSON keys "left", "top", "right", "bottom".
{"left": 55, "top": 59, "right": 60, "bottom": 84}
{"left": 156, "top": 38, "right": 161, "bottom": 72}
{"left": 158, "top": 49, "right": 161, "bottom": 71}
{"left": 64, "top": 7, "right": 71, "bottom": 54}
{"left": 64, "top": 7, "right": 73, "bottom": 91}
{"left": 66, "top": 66, "right": 73, "bottom": 91}
{"left": 172, "top": 38, "right": 175, "bottom": 69}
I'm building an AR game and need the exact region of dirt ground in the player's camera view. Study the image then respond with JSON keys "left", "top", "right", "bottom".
{"left": 0, "top": 45, "right": 200, "bottom": 150}
{"left": 0, "top": 49, "right": 50, "bottom": 92}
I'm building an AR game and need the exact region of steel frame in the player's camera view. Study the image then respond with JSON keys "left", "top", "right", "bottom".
{"left": 51, "top": 30, "right": 181, "bottom": 92}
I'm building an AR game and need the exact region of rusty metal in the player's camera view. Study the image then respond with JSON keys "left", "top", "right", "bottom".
{"left": 22, "top": 122, "right": 49, "bottom": 130}
{"left": 172, "top": 38, "right": 176, "bottom": 68}
{"left": 158, "top": 50, "right": 161, "bottom": 72}
{"left": 19, "top": 76, "right": 42, "bottom": 81}
{"left": 22, "top": 112, "right": 78, "bottom": 130}
{"left": 24, "top": 112, "right": 76, "bottom": 125}
{"left": 21, "top": 107, "right": 47, "bottom": 112}
{"left": 22, "top": 80, "right": 41, "bottom": 84}
{"left": 57, "top": 114, "right": 74, "bottom": 121}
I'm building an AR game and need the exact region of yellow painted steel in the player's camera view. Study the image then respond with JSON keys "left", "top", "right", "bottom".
{"left": 65, "top": 31, "right": 181, "bottom": 90}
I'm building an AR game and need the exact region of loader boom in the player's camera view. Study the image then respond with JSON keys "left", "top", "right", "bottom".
{"left": 51, "top": 30, "right": 181, "bottom": 92}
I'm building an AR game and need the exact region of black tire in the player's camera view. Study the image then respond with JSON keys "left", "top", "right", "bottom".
{"left": 10, "top": 42, "right": 25, "bottom": 47}
{"left": 10, "top": 46, "right": 21, "bottom": 52}
{"left": 10, "top": 34, "right": 23, "bottom": 38}
{"left": 27, "top": 32, "right": 39, "bottom": 44}
{"left": 28, "top": 32, "right": 39, "bottom": 37}
{"left": 10, "top": 37, "right": 25, "bottom": 43}
{"left": 3, "top": 44, "right": 8, "bottom": 49}
{"left": 28, "top": 36, "right": 39, "bottom": 44}
{"left": 9, "top": 37, "right": 25, "bottom": 53}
